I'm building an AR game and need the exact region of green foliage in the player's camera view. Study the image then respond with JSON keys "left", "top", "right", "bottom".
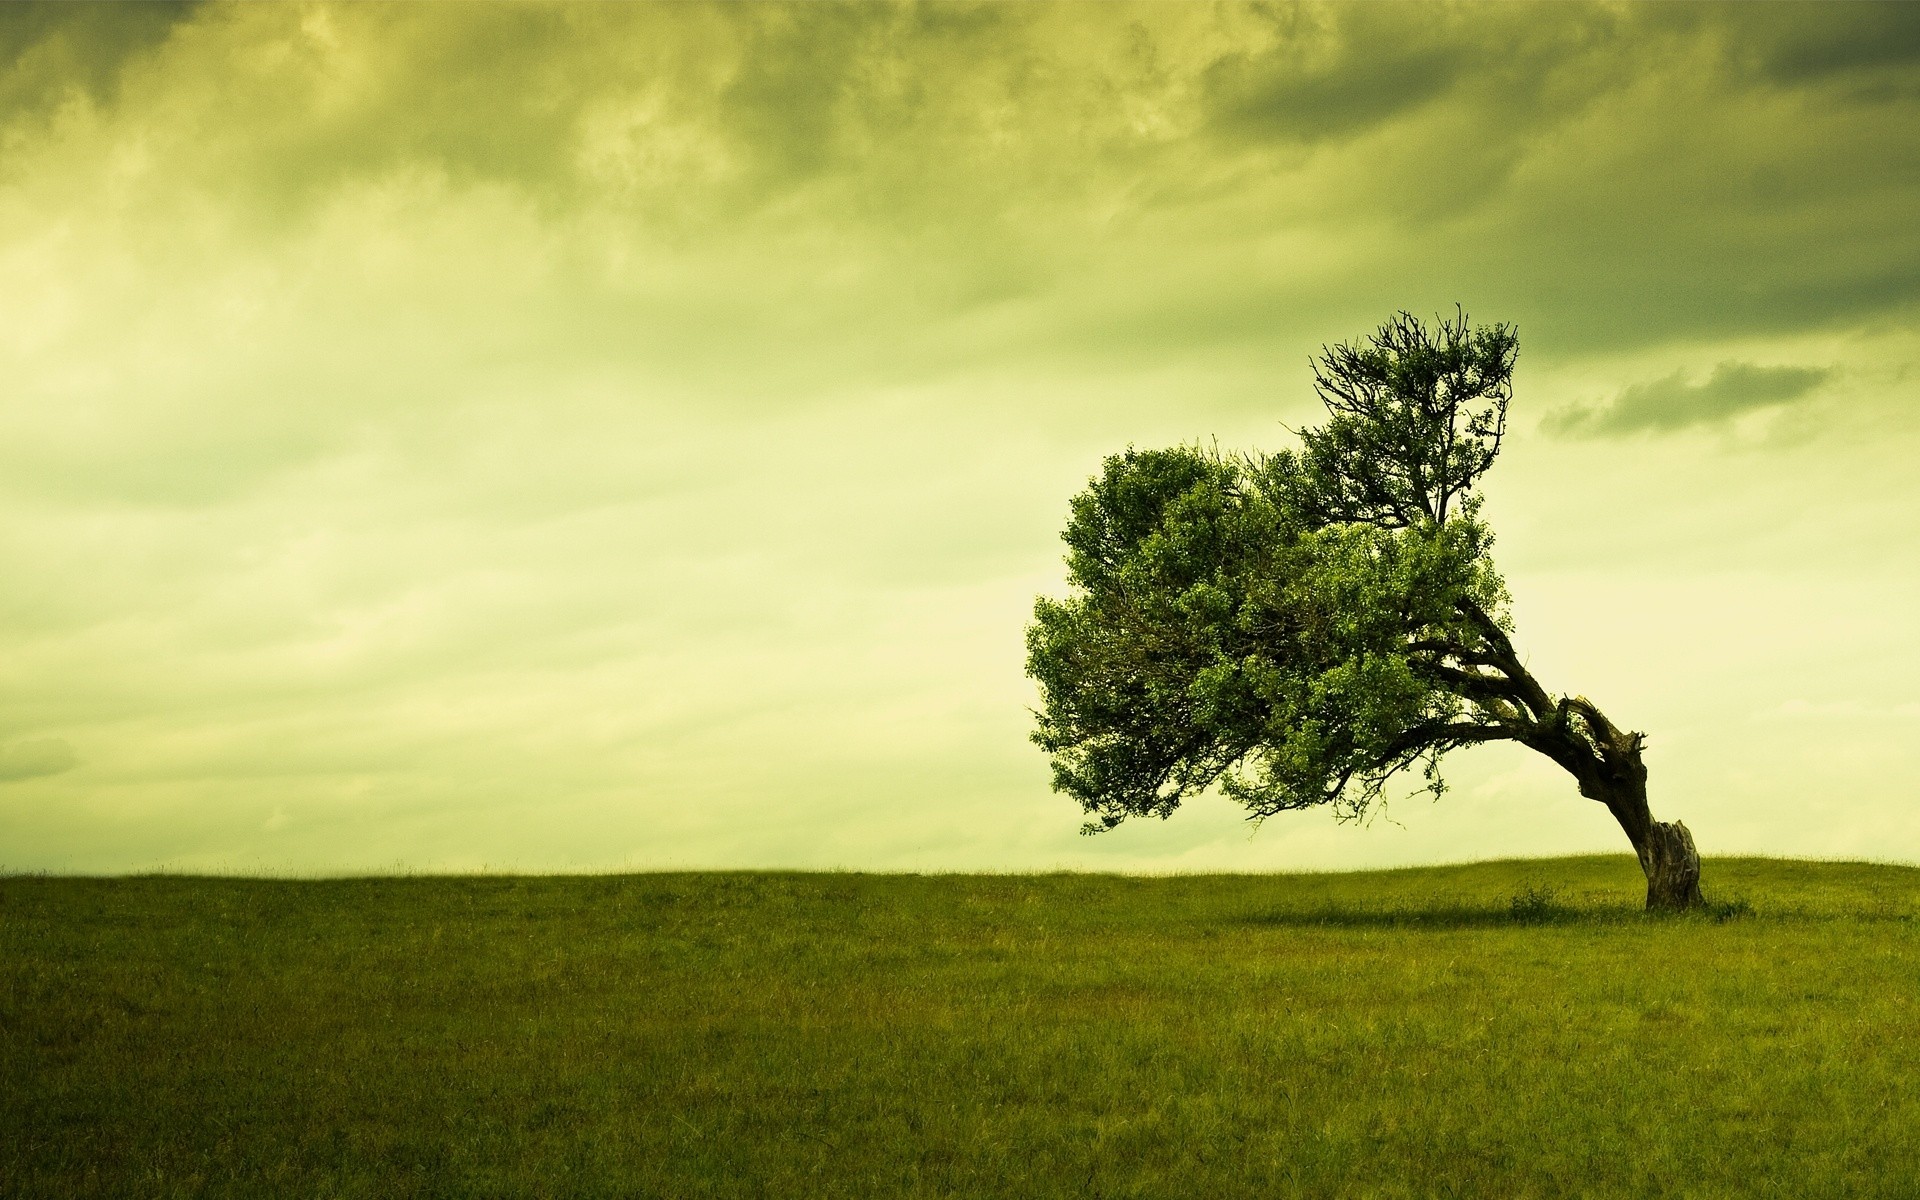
{"left": 1029, "top": 447, "right": 1507, "bottom": 830}
{"left": 1028, "top": 311, "right": 1519, "bottom": 833}
{"left": 6, "top": 860, "right": 1920, "bottom": 1198}
{"left": 1277, "top": 308, "right": 1517, "bottom": 529}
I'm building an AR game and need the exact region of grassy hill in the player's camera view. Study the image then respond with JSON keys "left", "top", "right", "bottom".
{"left": 4, "top": 856, "right": 1918, "bottom": 1197}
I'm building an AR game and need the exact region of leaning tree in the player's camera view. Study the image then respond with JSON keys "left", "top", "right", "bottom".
{"left": 1026, "top": 310, "right": 1703, "bottom": 909}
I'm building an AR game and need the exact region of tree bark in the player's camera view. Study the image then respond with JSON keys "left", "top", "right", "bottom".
{"left": 1638, "top": 819, "right": 1704, "bottom": 911}
{"left": 1576, "top": 739, "right": 1703, "bottom": 911}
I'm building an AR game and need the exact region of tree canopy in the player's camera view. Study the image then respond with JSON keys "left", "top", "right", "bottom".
{"left": 1026, "top": 310, "right": 1704, "bottom": 908}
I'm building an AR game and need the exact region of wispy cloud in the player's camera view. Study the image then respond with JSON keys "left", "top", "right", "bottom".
{"left": 1758, "top": 699, "right": 1920, "bottom": 721}
{"left": 1542, "top": 362, "right": 1831, "bottom": 438}
{"left": 0, "top": 738, "right": 77, "bottom": 783}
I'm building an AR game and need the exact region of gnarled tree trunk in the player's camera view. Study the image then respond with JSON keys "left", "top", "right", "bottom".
{"left": 1574, "top": 726, "right": 1702, "bottom": 911}
{"left": 1639, "top": 819, "right": 1703, "bottom": 911}
{"left": 1439, "top": 603, "right": 1704, "bottom": 910}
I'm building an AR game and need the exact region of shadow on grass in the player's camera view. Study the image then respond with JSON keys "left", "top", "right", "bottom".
{"left": 1242, "top": 905, "right": 1629, "bottom": 930}
{"left": 1240, "top": 886, "right": 1755, "bottom": 929}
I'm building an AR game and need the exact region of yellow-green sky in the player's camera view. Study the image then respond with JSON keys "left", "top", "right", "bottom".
{"left": 3, "top": 1, "right": 1919, "bottom": 873}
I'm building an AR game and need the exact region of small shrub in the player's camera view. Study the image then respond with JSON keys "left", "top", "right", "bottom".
{"left": 1704, "top": 894, "right": 1754, "bottom": 924}
{"left": 1508, "top": 883, "right": 1564, "bottom": 923}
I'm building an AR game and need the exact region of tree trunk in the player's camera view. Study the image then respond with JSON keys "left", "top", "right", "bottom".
{"left": 1584, "top": 757, "right": 1703, "bottom": 911}
{"left": 1638, "top": 818, "right": 1703, "bottom": 911}
{"left": 1445, "top": 603, "right": 1705, "bottom": 911}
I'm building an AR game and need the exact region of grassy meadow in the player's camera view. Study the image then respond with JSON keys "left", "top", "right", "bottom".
{"left": 4, "top": 856, "right": 1919, "bottom": 1198}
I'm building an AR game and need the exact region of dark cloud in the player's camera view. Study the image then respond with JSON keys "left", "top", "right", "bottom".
{"left": 1207, "top": 40, "right": 1462, "bottom": 143}
{"left": 1201, "top": 3, "right": 1627, "bottom": 146}
{"left": 1176, "top": 3, "right": 1920, "bottom": 357}
{"left": 8, "top": 1, "right": 1920, "bottom": 365}
{"left": 0, "top": 1, "right": 195, "bottom": 123}
{"left": 0, "top": 737, "right": 77, "bottom": 783}
{"left": 1746, "top": 2, "right": 1920, "bottom": 84}
{"left": 715, "top": 3, "right": 913, "bottom": 184}
{"left": 221, "top": 4, "right": 596, "bottom": 212}
{"left": 1542, "top": 362, "right": 1832, "bottom": 438}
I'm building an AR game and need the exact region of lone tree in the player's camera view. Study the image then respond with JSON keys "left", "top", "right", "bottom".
{"left": 1026, "top": 310, "right": 1704, "bottom": 909}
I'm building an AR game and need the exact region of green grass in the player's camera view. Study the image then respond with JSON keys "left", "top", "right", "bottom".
{"left": 4, "top": 856, "right": 1919, "bottom": 1198}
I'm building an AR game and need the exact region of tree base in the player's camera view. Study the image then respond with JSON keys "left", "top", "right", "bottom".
{"left": 1642, "top": 819, "right": 1703, "bottom": 910}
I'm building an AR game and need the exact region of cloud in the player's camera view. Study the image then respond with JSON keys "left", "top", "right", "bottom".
{"left": 0, "top": 738, "right": 77, "bottom": 782}
{"left": 0, "top": 1, "right": 195, "bottom": 123}
{"left": 1741, "top": 2, "right": 1920, "bottom": 85}
{"left": 1541, "top": 362, "right": 1832, "bottom": 438}
{"left": 1760, "top": 699, "right": 1920, "bottom": 721}
{"left": 9, "top": 4, "right": 1920, "bottom": 356}
{"left": 1201, "top": 3, "right": 1628, "bottom": 149}
{"left": 1206, "top": 21, "right": 1467, "bottom": 144}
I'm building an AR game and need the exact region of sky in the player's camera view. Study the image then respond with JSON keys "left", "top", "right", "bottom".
{"left": 2, "top": 1, "right": 1918, "bottom": 875}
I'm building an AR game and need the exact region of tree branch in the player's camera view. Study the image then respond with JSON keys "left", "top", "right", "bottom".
{"left": 1406, "top": 638, "right": 1505, "bottom": 668}
{"left": 1453, "top": 600, "right": 1554, "bottom": 720}
{"left": 1378, "top": 720, "right": 1514, "bottom": 763}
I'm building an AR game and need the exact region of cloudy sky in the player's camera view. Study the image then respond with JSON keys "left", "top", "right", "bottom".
{"left": 3, "top": 1, "right": 1918, "bottom": 874}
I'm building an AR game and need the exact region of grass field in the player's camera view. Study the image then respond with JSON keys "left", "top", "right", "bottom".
{"left": 4, "top": 856, "right": 1919, "bottom": 1198}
